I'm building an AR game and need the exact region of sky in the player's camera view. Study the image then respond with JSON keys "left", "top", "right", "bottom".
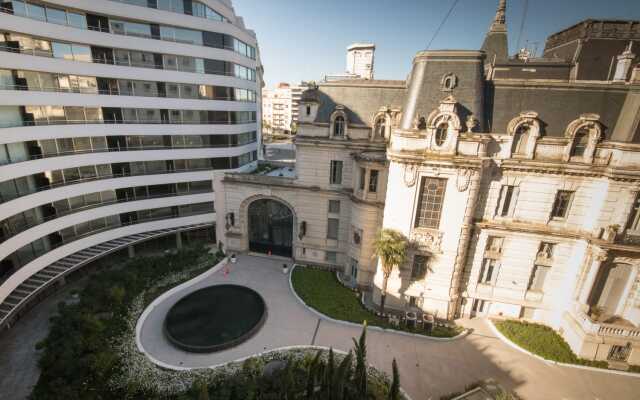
{"left": 231, "top": 0, "right": 640, "bottom": 89}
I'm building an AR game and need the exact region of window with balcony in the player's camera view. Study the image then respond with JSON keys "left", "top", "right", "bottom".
{"left": 327, "top": 218, "right": 339, "bottom": 240}
{"left": 328, "top": 200, "right": 340, "bottom": 214}
{"left": 486, "top": 236, "right": 504, "bottom": 253}
{"left": 626, "top": 194, "right": 640, "bottom": 233}
{"left": 551, "top": 190, "right": 574, "bottom": 220}
{"left": 527, "top": 265, "right": 550, "bottom": 292}
{"left": 359, "top": 167, "right": 366, "bottom": 191}
{"left": 411, "top": 254, "right": 429, "bottom": 281}
{"left": 496, "top": 185, "right": 518, "bottom": 217}
{"left": 369, "top": 170, "right": 379, "bottom": 193}
{"left": 478, "top": 258, "right": 498, "bottom": 284}
{"left": 330, "top": 160, "right": 343, "bottom": 185}
{"left": 414, "top": 177, "right": 446, "bottom": 229}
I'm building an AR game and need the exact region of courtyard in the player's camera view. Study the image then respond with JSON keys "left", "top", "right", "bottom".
{"left": 136, "top": 254, "right": 640, "bottom": 400}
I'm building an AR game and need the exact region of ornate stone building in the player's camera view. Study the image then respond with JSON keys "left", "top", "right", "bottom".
{"left": 218, "top": 2, "right": 640, "bottom": 365}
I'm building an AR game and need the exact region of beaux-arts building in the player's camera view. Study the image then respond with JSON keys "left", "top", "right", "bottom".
{"left": 218, "top": 2, "right": 640, "bottom": 364}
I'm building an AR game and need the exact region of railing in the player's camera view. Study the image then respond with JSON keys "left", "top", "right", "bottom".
{"left": 572, "top": 305, "right": 640, "bottom": 339}
{"left": 0, "top": 141, "right": 257, "bottom": 166}
{"left": 0, "top": 118, "right": 257, "bottom": 129}
{"left": 5, "top": 207, "right": 215, "bottom": 272}
{"left": 0, "top": 166, "right": 220, "bottom": 203}
{"left": 0, "top": 83, "right": 256, "bottom": 103}
{"left": 0, "top": 5, "right": 255, "bottom": 60}
{"left": 0, "top": 44, "right": 255, "bottom": 80}
{"left": 597, "top": 323, "right": 640, "bottom": 339}
{"left": 1, "top": 188, "right": 213, "bottom": 239}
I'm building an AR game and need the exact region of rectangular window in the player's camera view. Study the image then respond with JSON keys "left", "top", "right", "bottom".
{"left": 496, "top": 185, "right": 519, "bottom": 217}
{"left": 330, "top": 160, "right": 343, "bottom": 185}
{"left": 328, "top": 200, "right": 340, "bottom": 214}
{"left": 627, "top": 194, "right": 640, "bottom": 232}
{"left": 327, "top": 218, "right": 339, "bottom": 240}
{"left": 350, "top": 258, "right": 358, "bottom": 280}
{"left": 414, "top": 177, "right": 446, "bottom": 229}
{"left": 478, "top": 258, "right": 498, "bottom": 284}
{"left": 528, "top": 265, "right": 550, "bottom": 292}
{"left": 486, "top": 236, "right": 504, "bottom": 253}
{"left": 359, "top": 167, "right": 366, "bottom": 191}
{"left": 325, "top": 251, "right": 337, "bottom": 264}
{"left": 551, "top": 190, "right": 574, "bottom": 219}
{"left": 369, "top": 170, "right": 379, "bottom": 193}
{"left": 411, "top": 255, "right": 429, "bottom": 281}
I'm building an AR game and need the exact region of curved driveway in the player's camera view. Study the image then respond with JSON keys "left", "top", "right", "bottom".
{"left": 139, "top": 254, "right": 640, "bottom": 400}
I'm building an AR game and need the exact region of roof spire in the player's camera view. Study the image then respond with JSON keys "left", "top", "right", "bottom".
{"left": 490, "top": 0, "right": 507, "bottom": 31}
{"left": 482, "top": 0, "right": 509, "bottom": 63}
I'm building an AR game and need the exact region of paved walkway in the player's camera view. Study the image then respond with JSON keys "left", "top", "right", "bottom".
{"left": 139, "top": 255, "right": 640, "bottom": 400}
{"left": 0, "top": 283, "right": 83, "bottom": 400}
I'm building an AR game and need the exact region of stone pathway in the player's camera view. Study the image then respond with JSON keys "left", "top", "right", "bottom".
{"left": 139, "top": 254, "right": 640, "bottom": 400}
{"left": 0, "top": 283, "right": 83, "bottom": 400}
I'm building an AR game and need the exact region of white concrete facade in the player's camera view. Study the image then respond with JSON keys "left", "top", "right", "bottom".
{"left": 0, "top": 0, "right": 261, "bottom": 317}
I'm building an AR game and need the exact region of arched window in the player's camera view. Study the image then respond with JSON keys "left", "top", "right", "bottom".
{"left": 334, "top": 116, "right": 345, "bottom": 137}
{"left": 572, "top": 127, "right": 590, "bottom": 157}
{"left": 374, "top": 116, "right": 386, "bottom": 138}
{"left": 513, "top": 124, "right": 530, "bottom": 155}
{"left": 435, "top": 121, "right": 448, "bottom": 146}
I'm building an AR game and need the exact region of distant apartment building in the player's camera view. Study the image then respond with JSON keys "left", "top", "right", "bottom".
{"left": 262, "top": 82, "right": 304, "bottom": 134}
{"left": 325, "top": 43, "right": 375, "bottom": 81}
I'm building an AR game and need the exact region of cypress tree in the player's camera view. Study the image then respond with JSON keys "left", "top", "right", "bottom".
{"left": 388, "top": 359, "right": 400, "bottom": 400}
{"left": 353, "top": 322, "right": 368, "bottom": 399}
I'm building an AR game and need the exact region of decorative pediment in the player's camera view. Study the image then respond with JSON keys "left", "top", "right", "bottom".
{"left": 410, "top": 229, "right": 443, "bottom": 252}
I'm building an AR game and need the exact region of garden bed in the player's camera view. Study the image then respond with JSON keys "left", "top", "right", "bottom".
{"left": 493, "top": 320, "right": 636, "bottom": 371}
{"left": 291, "top": 266, "right": 461, "bottom": 338}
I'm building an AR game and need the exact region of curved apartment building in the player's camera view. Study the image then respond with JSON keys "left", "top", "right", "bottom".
{"left": 0, "top": 0, "right": 261, "bottom": 330}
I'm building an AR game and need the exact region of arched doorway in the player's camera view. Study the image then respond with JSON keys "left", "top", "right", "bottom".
{"left": 247, "top": 199, "right": 293, "bottom": 257}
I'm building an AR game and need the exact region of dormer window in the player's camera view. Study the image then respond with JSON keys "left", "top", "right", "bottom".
{"left": 571, "top": 128, "right": 589, "bottom": 157}
{"left": 334, "top": 116, "right": 345, "bottom": 137}
{"left": 374, "top": 116, "right": 386, "bottom": 138}
{"left": 435, "top": 121, "right": 448, "bottom": 146}
{"left": 513, "top": 124, "right": 530, "bottom": 155}
{"left": 306, "top": 105, "right": 311, "bottom": 116}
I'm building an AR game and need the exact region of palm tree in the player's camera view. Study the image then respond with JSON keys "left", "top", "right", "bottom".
{"left": 373, "top": 229, "right": 408, "bottom": 314}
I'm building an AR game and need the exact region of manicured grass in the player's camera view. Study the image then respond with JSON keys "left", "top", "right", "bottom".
{"left": 291, "top": 266, "right": 461, "bottom": 338}
{"left": 494, "top": 320, "right": 609, "bottom": 368}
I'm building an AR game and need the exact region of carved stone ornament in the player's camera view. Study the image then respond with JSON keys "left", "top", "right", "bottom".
{"left": 403, "top": 164, "right": 418, "bottom": 187}
{"left": 410, "top": 229, "right": 444, "bottom": 251}
{"left": 456, "top": 169, "right": 472, "bottom": 192}
{"left": 466, "top": 115, "right": 479, "bottom": 133}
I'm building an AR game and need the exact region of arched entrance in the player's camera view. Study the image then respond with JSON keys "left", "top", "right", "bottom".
{"left": 247, "top": 199, "right": 293, "bottom": 257}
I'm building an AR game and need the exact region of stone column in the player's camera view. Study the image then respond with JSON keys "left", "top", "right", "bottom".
{"left": 128, "top": 245, "right": 135, "bottom": 259}
{"left": 176, "top": 232, "right": 183, "bottom": 250}
{"left": 450, "top": 167, "right": 484, "bottom": 319}
{"left": 578, "top": 249, "right": 608, "bottom": 306}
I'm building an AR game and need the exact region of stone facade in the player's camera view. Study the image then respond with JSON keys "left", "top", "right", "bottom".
{"left": 217, "top": 2, "right": 640, "bottom": 366}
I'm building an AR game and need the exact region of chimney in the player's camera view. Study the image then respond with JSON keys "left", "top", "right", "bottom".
{"left": 613, "top": 41, "right": 636, "bottom": 82}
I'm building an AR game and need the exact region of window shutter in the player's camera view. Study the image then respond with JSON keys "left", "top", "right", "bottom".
{"left": 508, "top": 186, "right": 520, "bottom": 217}
{"left": 495, "top": 185, "right": 507, "bottom": 216}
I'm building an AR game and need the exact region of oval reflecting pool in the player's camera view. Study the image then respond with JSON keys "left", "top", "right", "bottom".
{"left": 164, "top": 285, "right": 266, "bottom": 353}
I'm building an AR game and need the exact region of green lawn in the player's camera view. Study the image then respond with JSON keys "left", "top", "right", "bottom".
{"left": 494, "top": 320, "right": 609, "bottom": 368}
{"left": 291, "top": 266, "right": 461, "bottom": 338}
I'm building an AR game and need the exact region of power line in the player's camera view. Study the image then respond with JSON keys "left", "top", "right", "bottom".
{"left": 426, "top": 0, "right": 462, "bottom": 50}
{"left": 516, "top": 0, "right": 529, "bottom": 51}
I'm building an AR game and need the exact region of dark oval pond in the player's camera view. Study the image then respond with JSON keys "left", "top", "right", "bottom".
{"left": 164, "top": 284, "right": 266, "bottom": 353}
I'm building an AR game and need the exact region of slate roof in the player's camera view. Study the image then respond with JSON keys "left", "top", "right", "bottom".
{"left": 312, "top": 81, "right": 406, "bottom": 126}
